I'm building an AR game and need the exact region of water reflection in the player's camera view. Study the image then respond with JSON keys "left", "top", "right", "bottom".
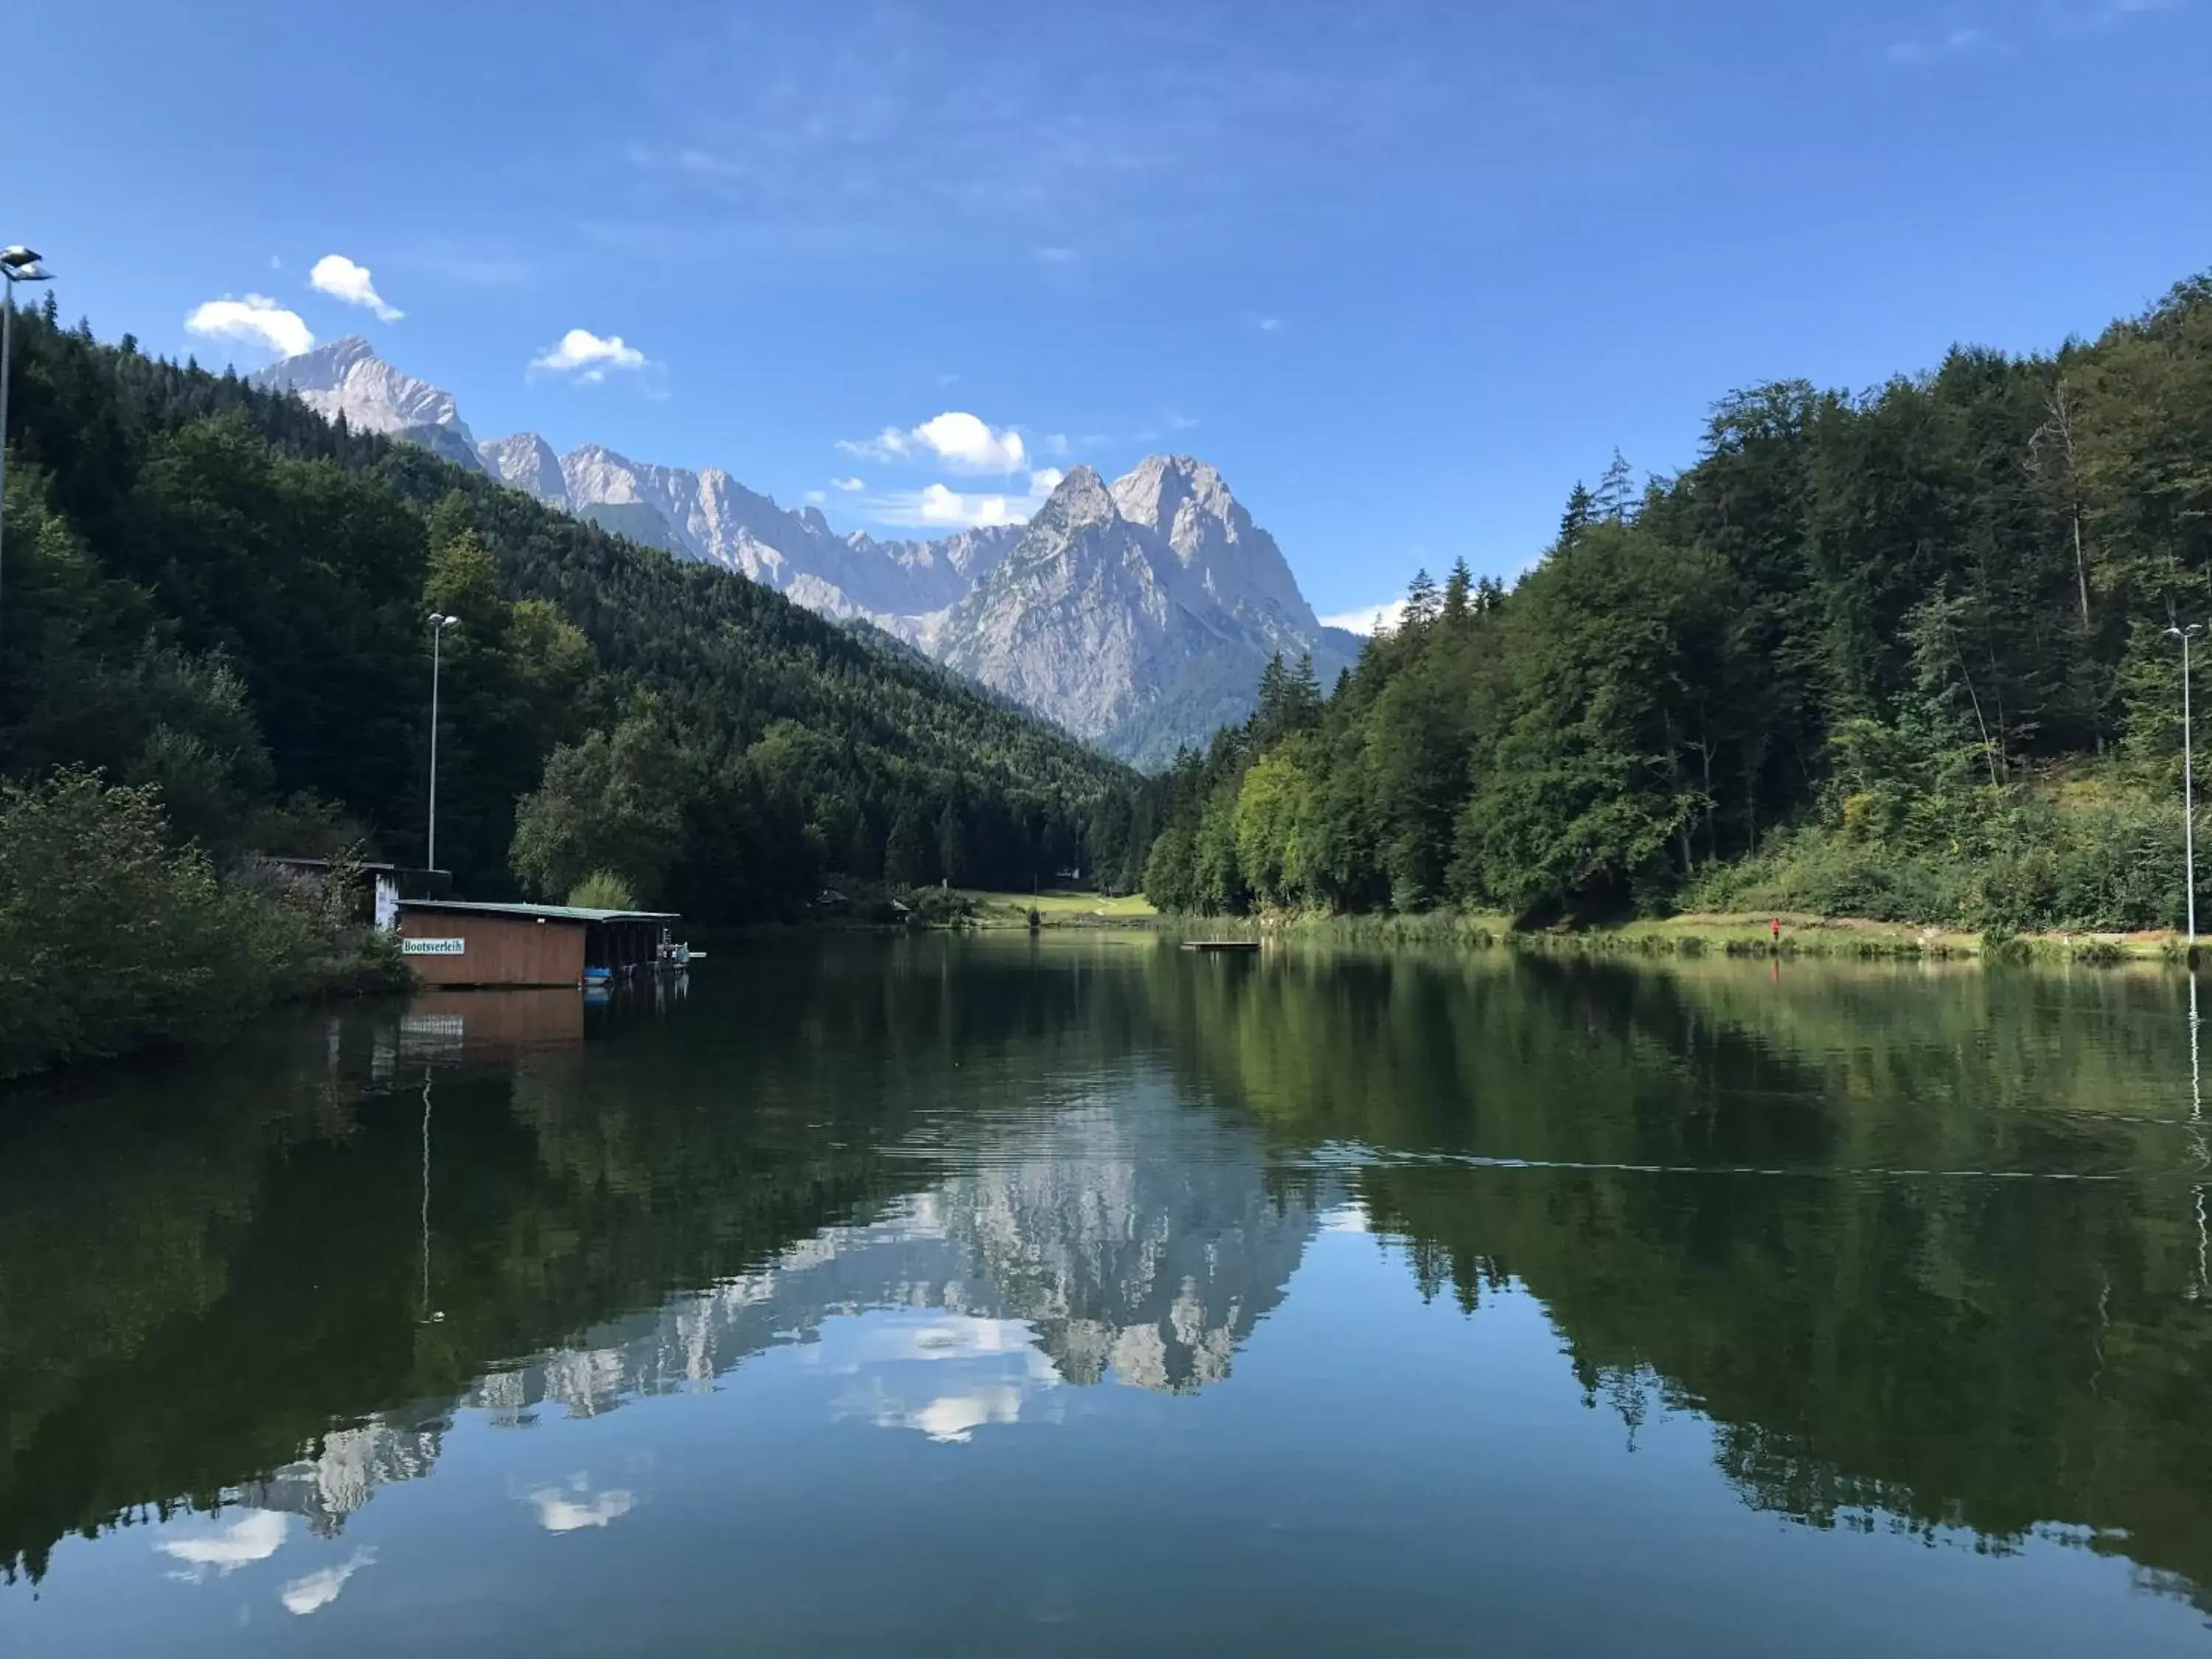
{"left": 2, "top": 941, "right": 2210, "bottom": 1654}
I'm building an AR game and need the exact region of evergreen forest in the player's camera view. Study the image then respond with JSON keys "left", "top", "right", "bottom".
{"left": 1138, "top": 274, "right": 2212, "bottom": 932}
{"left": 0, "top": 302, "right": 1133, "bottom": 1070}
{"left": 0, "top": 299, "right": 1135, "bottom": 907}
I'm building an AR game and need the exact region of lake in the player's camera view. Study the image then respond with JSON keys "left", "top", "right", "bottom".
{"left": 3, "top": 936, "right": 2210, "bottom": 1655}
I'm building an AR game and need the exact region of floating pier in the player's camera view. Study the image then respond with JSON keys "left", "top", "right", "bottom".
{"left": 1180, "top": 939, "right": 1262, "bottom": 953}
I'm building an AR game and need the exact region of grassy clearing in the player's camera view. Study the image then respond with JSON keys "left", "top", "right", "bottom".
{"left": 955, "top": 890, "right": 1161, "bottom": 928}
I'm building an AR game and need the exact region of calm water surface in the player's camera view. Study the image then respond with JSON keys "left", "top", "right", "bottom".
{"left": 4, "top": 938, "right": 2211, "bottom": 1655}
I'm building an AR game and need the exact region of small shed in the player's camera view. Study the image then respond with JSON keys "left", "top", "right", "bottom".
{"left": 395, "top": 899, "right": 681, "bottom": 988}
{"left": 266, "top": 857, "right": 449, "bottom": 931}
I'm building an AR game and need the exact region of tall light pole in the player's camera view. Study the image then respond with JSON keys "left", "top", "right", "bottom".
{"left": 426, "top": 613, "right": 459, "bottom": 872}
{"left": 0, "top": 246, "right": 57, "bottom": 644}
{"left": 2171, "top": 623, "right": 2204, "bottom": 945}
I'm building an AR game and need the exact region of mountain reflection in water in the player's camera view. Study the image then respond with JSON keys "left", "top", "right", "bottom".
{"left": 1, "top": 938, "right": 2208, "bottom": 1656}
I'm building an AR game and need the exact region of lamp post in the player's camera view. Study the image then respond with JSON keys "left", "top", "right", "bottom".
{"left": 426, "top": 613, "right": 459, "bottom": 872}
{"left": 2171, "top": 623, "right": 2204, "bottom": 945}
{"left": 0, "top": 246, "right": 57, "bottom": 644}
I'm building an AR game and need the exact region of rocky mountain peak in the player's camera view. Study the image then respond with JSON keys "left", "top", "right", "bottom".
{"left": 1034, "top": 465, "right": 1118, "bottom": 531}
{"left": 251, "top": 338, "right": 470, "bottom": 442}
{"left": 1110, "top": 453, "right": 1232, "bottom": 529}
{"left": 245, "top": 337, "right": 1339, "bottom": 763}
{"left": 478, "top": 433, "right": 567, "bottom": 505}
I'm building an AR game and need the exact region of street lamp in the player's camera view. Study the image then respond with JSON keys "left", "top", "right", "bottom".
{"left": 0, "top": 245, "right": 56, "bottom": 643}
{"left": 2171, "top": 623, "right": 2204, "bottom": 945}
{"left": 426, "top": 613, "right": 459, "bottom": 873}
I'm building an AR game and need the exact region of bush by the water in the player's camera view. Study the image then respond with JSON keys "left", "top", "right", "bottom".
{"left": 1686, "top": 785, "right": 2186, "bottom": 931}
{"left": 0, "top": 771, "right": 406, "bottom": 1079}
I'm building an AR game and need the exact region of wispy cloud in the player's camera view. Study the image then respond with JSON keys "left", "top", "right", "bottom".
{"left": 2079, "top": 0, "right": 2183, "bottom": 27}
{"left": 1245, "top": 313, "right": 1283, "bottom": 333}
{"left": 869, "top": 468, "right": 1063, "bottom": 530}
{"left": 309, "top": 254, "right": 403, "bottom": 321}
{"left": 614, "top": 9, "right": 1625, "bottom": 273}
{"left": 185, "top": 295, "right": 313, "bottom": 359}
{"left": 530, "top": 328, "right": 649, "bottom": 382}
{"left": 400, "top": 245, "right": 537, "bottom": 290}
{"left": 841, "top": 411, "right": 1028, "bottom": 474}
{"left": 1892, "top": 1, "right": 2177, "bottom": 63}
{"left": 830, "top": 476, "right": 866, "bottom": 492}
{"left": 1888, "top": 25, "right": 1991, "bottom": 64}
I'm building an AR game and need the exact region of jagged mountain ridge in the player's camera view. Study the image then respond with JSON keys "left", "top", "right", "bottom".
{"left": 942, "top": 462, "right": 1354, "bottom": 759}
{"left": 251, "top": 338, "right": 1347, "bottom": 765}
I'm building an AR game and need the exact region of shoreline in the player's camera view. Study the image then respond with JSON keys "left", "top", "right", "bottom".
{"left": 1144, "top": 908, "right": 2205, "bottom": 965}
{"left": 731, "top": 895, "right": 2204, "bottom": 966}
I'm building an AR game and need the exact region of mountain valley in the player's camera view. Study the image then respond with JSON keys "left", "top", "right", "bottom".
{"left": 252, "top": 338, "right": 1354, "bottom": 765}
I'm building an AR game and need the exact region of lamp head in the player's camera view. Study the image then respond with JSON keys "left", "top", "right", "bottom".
{"left": 0, "top": 247, "right": 50, "bottom": 282}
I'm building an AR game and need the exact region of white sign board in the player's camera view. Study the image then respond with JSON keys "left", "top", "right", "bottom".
{"left": 403, "top": 937, "right": 466, "bottom": 956}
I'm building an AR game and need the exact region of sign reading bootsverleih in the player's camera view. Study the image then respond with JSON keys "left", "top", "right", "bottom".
{"left": 402, "top": 938, "right": 467, "bottom": 956}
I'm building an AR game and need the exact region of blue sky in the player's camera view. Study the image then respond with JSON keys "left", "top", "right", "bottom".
{"left": 12, "top": 0, "right": 2211, "bottom": 624}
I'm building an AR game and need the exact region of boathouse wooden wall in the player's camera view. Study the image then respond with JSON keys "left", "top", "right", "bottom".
{"left": 397, "top": 911, "right": 585, "bottom": 987}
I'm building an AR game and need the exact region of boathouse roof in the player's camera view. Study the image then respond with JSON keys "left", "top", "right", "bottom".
{"left": 397, "top": 898, "right": 681, "bottom": 924}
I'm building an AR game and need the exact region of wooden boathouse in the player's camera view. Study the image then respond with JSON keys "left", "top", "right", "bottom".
{"left": 395, "top": 899, "right": 681, "bottom": 988}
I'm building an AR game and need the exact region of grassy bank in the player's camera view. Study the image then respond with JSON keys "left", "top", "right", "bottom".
{"left": 956, "top": 889, "right": 1159, "bottom": 928}
{"left": 1209, "top": 905, "right": 2198, "bottom": 964}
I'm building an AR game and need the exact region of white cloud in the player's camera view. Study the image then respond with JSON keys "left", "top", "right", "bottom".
{"left": 185, "top": 295, "right": 314, "bottom": 360}
{"left": 870, "top": 467, "right": 1062, "bottom": 529}
{"left": 528, "top": 1483, "right": 636, "bottom": 1532}
{"left": 280, "top": 1549, "right": 374, "bottom": 1616}
{"left": 530, "top": 328, "right": 648, "bottom": 382}
{"left": 830, "top": 476, "right": 866, "bottom": 492}
{"left": 1041, "top": 433, "right": 1071, "bottom": 457}
{"left": 1166, "top": 411, "right": 1199, "bottom": 431}
{"left": 308, "top": 254, "right": 403, "bottom": 321}
{"left": 1034, "top": 246, "right": 1079, "bottom": 264}
{"left": 157, "top": 1509, "right": 290, "bottom": 1578}
{"left": 1321, "top": 599, "right": 1407, "bottom": 636}
{"left": 804, "top": 489, "right": 827, "bottom": 504}
{"left": 841, "top": 411, "right": 1028, "bottom": 475}
{"left": 1246, "top": 313, "right": 1283, "bottom": 333}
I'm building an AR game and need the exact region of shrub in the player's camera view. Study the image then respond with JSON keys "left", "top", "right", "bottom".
{"left": 567, "top": 869, "right": 641, "bottom": 911}
{"left": 0, "top": 770, "right": 358, "bottom": 1078}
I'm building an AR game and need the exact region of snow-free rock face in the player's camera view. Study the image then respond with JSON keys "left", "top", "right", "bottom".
{"left": 251, "top": 336, "right": 473, "bottom": 444}
{"left": 1111, "top": 453, "right": 1318, "bottom": 633}
{"left": 477, "top": 432, "right": 567, "bottom": 504}
{"left": 939, "top": 463, "right": 1350, "bottom": 765}
{"left": 251, "top": 341, "right": 1343, "bottom": 762}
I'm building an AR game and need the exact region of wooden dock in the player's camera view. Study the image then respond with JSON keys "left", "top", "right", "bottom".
{"left": 1180, "top": 939, "right": 1262, "bottom": 953}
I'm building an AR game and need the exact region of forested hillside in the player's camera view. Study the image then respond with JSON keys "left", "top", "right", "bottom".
{"left": 0, "top": 301, "right": 1135, "bottom": 922}
{"left": 1141, "top": 274, "right": 2212, "bottom": 931}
